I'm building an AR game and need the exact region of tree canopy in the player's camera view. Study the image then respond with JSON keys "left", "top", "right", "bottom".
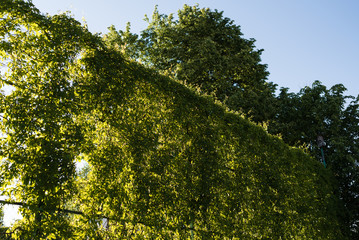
{"left": 0, "top": 1, "right": 352, "bottom": 239}
{"left": 104, "top": 5, "right": 277, "bottom": 123}
{"left": 268, "top": 81, "right": 359, "bottom": 237}
{"left": 106, "top": 6, "right": 359, "bottom": 238}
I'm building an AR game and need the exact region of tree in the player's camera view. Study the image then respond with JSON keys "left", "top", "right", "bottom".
{"left": 0, "top": 1, "right": 348, "bottom": 239}
{"left": 104, "top": 5, "right": 277, "bottom": 123}
{"left": 106, "top": 6, "right": 359, "bottom": 239}
{"left": 268, "top": 81, "right": 359, "bottom": 238}
{"left": 72, "top": 59, "right": 344, "bottom": 238}
{"left": 105, "top": 5, "right": 359, "bottom": 237}
{"left": 0, "top": 0, "right": 97, "bottom": 238}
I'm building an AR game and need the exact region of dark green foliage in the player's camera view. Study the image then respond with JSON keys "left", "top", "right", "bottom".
{"left": 104, "top": 4, "right": 359, "bottom": 238}
{"left": 0, "top": 1, "right": 349, "bottom": 239}
{"left": 73, "top": 54, "right": 344, "bottom": 238}
{"left": 268, "top": 81, "right": 359, "bottom": 238}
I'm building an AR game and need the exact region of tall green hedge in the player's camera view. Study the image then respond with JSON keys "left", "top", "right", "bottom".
{"left": 0, "top": 1, "right": 344, "bottom": 239}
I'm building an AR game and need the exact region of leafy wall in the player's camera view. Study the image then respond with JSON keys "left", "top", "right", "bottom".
{"left": 0, "top": 0, "right": 344, "bottom": 239}
{"left": 73, "top": 47, "right": 343, "bottom": 239}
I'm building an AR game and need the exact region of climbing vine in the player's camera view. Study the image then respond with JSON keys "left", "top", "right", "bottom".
{"left": 0, "top": 1, "right": 345, "bottom": 239}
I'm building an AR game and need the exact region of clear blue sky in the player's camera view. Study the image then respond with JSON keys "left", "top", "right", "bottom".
{"left": 30, "top": 0, "right": 359, "bottom": 98}
{"left": 3, "top": 0, "right": 359, "bottom": 226}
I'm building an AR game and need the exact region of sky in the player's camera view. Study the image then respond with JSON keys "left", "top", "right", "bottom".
{"left": 3, "top": 0, "right": 359, "bottom": 226}
{"left": 28, "top": 0, "right": 359, "bottom": 98}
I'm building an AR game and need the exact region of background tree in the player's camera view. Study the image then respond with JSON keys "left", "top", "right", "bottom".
{"left": 268, "top": 81, "right": 359, "bottom": 238}
{"left": 105, "top": 5, "right": 277, "bottom": 123}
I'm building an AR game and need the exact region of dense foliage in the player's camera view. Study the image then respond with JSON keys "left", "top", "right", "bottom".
{"left": 0, "top": 0, "right": 96, "bottom": 238}
{"left": 0, "top": 1, "right": 350, "bottom": 239}
{"left": 104, "top": 5, "right": 277, "bottom": 123}
{"left": 268, "top": 82, "right": 359, "bottom": 238}
{"left": 108, "top": 6, "right": 359, "bottom": 238}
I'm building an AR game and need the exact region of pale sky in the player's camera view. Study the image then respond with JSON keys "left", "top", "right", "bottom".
{"left": 3, "top": 0, "right": 359, "bottom": 226}
{"left": 30, "top": 0, "right": 359, "bottom": 98}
